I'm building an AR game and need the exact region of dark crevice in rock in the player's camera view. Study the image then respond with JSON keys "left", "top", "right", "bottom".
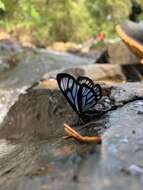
{"left": 120, "top": 96, "right": 143, "bottom": 105}
{"left": 121, "top": 64, "right": 143, "bottom": 82}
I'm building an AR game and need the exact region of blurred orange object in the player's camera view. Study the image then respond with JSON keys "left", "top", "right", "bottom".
{"left": 64, "top": 123, "right": 102, "bottom": 144}
{"left": 96, "top": 32, "right": 105, "bottom": 41}
{"left": 116, "top": 20, "right": 143, "bottom": 63}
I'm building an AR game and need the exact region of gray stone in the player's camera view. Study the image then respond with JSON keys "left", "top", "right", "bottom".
{"left": 0, "top": 89, "right": 77, "bottom": 141}
{"left": 110, "top": 82, "right": 143, "bottom": 105}
{"left": 0, "top": 82, "right": 142, "bottom": 190}
{"left": 1, "top": 37, "right": 143, "bottom": 190}
{"left": 106, "top": 41, "right": 139, "bottom": 65}
{"left": 0, "top": 41, "right": 95, "bottom": 89}
{"left": 43, "top": 64, "right": 126, "bottom": 83}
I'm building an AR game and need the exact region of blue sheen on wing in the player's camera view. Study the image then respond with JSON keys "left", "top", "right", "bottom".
{"left": 82, "top": 88, "right": 90, "bottom": 96}
{"left": 61, "top": 80, "right": 64, "bottom": 90}
{"left": 75, "top": 85, "right": 79, "bottom": 111}
{"left": 87, "top": 92, "right": 93, "bottom": 99}
{"left": 64, "top": 78, "right": 68, "bottom": 88}
{"left": 85, "top": 101, "right": 96, "bottom": 110}
{"left": 95, "top": 89, "right": 100, "bottom": 95}
{"left": 84, "top": 89, "right": 90, "bottom": 96}
{"left": 82, "top": 97, "right": 86, "bottom": 111}
{"left": 67, "top": 91, "right": 74, "bottom": 104}
{"left": 68, "top": 79, "right": 73, "bottom": 88}
{"left": 72, "top": 83, "right": 77, "bottom": 97}
{"left": 62, "top": 79, "right": 66, "bottom": 90}
{"left": 87, "top": 96, "right": 95, "bottom": 103}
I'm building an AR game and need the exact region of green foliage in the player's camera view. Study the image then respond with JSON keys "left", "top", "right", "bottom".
{"left": 0, "top": 1, "right": 5, "bottom": 11}
{"left": 44, "top": 0, "right": 94, "bottom": 42}
{"left": 85, "top": 0, "right": 132, "bottom": 37}
{"left": 0, "top": 0, "right": 136, "bottom": 44}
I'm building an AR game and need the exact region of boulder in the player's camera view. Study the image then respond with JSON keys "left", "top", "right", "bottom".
{"left": 106, "top": 41, "right": 139, "bottom": 65}
{"left": 0, "top": 73, "right": 143, "bottom": 190}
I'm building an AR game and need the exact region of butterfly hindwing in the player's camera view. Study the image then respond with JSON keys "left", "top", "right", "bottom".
{"left": 94, "top": 84, "right": 102, "bottom": 100}
{"left": 78, "top": 83, "right": 98, "bottom": 114}
{"left": 77, "top": 76, "right": 102, "bottom": 100}
{"left": 56, "top": 73, "right": 80, "bottom": 114}
{"left": 77, "top": 76, "right": 94, "bottom": 88}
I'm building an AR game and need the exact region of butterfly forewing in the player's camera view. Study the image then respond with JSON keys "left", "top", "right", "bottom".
{"left": 57, "top": 73, "right": 80, "bottom": 114}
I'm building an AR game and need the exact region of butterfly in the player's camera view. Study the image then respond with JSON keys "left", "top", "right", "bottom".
{"left": 56, "top": 73, "right": 102, "bottom": 122}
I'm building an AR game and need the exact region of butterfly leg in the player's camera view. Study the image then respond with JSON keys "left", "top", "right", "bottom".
{"left": 64, "top": 123, "right": 102, "bottom": 144}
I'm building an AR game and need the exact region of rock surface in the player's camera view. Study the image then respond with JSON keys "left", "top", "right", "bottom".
{"left": 0, "top": 40, "right": 96, "bottom": 89}
{"left": 0, "top": 81, "right": 143, "bottom": 190}
{"left": 106, "top": 41, "right": 139, "bottom": 65}
{"left": 42, "top": 63, "right": 143, "bottom": 86}
{"left": 0, "top": 39, "right": 143, "bottom": 190}
{"left": 42, "top": 64, "right": 126, "bottom": 84}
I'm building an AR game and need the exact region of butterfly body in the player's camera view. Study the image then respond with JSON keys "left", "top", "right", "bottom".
{"left": 57, "top": 73, "right": 102, "bottom": 122}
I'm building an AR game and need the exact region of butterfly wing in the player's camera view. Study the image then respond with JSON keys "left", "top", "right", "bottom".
{"left": 77, "top": 76, "right": 94, "bottom": 88}
{"left": 56, "top": 73, "right": 80, "bottom": 114}
{"left": 77, "top": 76, "right": 102, "bottom": 100}
{"left": 94, "top": 84, "right": 102, "bottom": 100}
{"left": 77, "top": 83, "right": 98, "bottom": 115}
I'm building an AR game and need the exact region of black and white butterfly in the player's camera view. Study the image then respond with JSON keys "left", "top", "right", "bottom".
{"left": 56, "top": 73, "right": 102, "bottom": 122}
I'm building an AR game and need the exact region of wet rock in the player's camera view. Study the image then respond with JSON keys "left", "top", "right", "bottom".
{"left": 0, "top": 39, "right": 142, "bottom": 92}
{"left": 43, "top": 64, "right": 126, "bottom": 84}
{"left": 0, "top": 73, "right": 143, "bottom": 189}
{"left": 0, "top": 77, "right": 115, "bottom": 142}
{"left": 1, "top": 34, "right": 143, "bottom": 190}
{"left": 0, "top": 59, "right": 10, "bottom": 72}
{"left": 110, "top": 82, "right": 143, "bottom": 105}
{"left": 1, "top": 81, "right": 142, "bottom": 142}
{"left": 43, "top": 63, "right": 143, "bottom": 85}
{"left": 0, "top": 88, "right": 26, "bottom": 125}
{"left": 0, "top": 40, "right": 23, "bottom": 72}
{"left": 125, "top": 164, "right": 143, "bottom": 176}
{"left": 0, "top": 39, "right": 22, "bottom": 54}
{"left": 0, "top": 88, "right": 77, "bottom": 141}
{"left": 0, "top": 40, "right": 96, "bottom": 89}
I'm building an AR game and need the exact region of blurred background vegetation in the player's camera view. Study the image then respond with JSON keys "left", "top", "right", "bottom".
{"left": 0, "top": 0, "right": 143, "bottom": 46}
